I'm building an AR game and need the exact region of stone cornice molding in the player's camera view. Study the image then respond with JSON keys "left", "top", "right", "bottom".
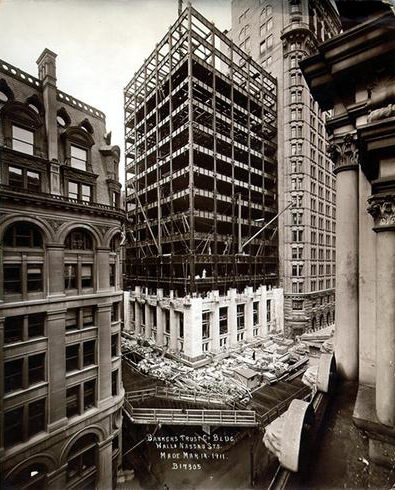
{"left": 328, "top": 134, "right": 359, "bottom": 174}
{"left": 367, "top": 193, "right": 395, "bottom": 230}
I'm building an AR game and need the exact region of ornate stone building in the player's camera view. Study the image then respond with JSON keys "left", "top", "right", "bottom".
{"left": 230, "top": 0, "right": 341, "bottom": 335}
{"left": 301, "top": 2, "right": 395, "bottom": 467}
{"left": 0, "top": 50, "right": 124, "bottom": 488}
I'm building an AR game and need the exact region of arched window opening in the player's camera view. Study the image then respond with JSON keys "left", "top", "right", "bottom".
{"left": 0, "top": 78, "right": 14, "bottom": 102}
{"left": 327, "top": 311, "right": 331, "bottom": 325}
{"left": 57, "top": 107, "right": 71, "bottom": 128}
{"left": 7, "top": 463, "right": 47, "bottom": 489}
{"left": 26, "top": 95, "right": 43, "bottom": 115}
{"left": 79, "top": 118, "right": 94, "bottom": 134}
{"left": 311, "top": 317, "right": 316, "bottom": 330}
{"left": 66, "top": 433, "right": 98, "bottom": 486}
{"left": 3, "top": 222, "right": 43, "bottom": 248}
{"left": 320, "top": 314, "right": 324, "bottom": 327}
{"left": 65, "top": 228, "right": 93, "bottom": 250}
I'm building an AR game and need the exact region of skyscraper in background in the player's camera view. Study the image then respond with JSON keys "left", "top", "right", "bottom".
{"left": 230, "top": 0, "right": 341, "bottom": 335}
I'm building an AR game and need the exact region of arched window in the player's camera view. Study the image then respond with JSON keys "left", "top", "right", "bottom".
{"left": 57, "top": 107, "right": 71, "bottom": 128}
{"left": 79, "top": 118, "right": 94, "bottom": 134}
{"left": 327, "top": 311, "right": 331, "bottom": 325}
{"left": 2, "top": 223, "right": 44, "bottom": 297}
{"left": 320, "top": 314, "right": 324, "bottom": 327}
{"left": 0, "top": 78, "right": 14, "bottom": 103}
{"left": 64, "top": 228, "right": 94, "bottom": 293}
{"left": 65, "top": 228, "right": 93, "bottom": 250}
{"left": 311, "top": 317, "right": 316, "bottom": 330}
{"left": 6, "top": 463, "right": 47, "bottom": 489}
{"left": 3, "top": 222, "right": 43, "bottom": 248}
{"left": 67, "top": 433, "right": 98, "bottom": 487}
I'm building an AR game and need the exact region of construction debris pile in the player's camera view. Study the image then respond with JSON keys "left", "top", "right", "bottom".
{"left": 122, "top": 333, "right": 310, "bottom": 403}
{"left": 300, "top": 325, "right": 334, "bottom": 353}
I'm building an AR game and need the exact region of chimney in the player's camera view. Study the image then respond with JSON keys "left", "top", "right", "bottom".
{"left": 37, "top": 49, "right": 60, "bottom": 194}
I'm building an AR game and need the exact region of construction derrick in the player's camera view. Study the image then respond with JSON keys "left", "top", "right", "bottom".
{"left": 124, "top": 5, "right": 278, "bottom": 297}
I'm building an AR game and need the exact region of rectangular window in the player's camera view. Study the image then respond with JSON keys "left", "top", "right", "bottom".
{"left": 202, "top": 312, "right": 210, "bottom": 339}
{"left": 66, "top": 344, "right": 79, "bottom": 372}
{"left": 12, "top": 125, "right": 34, "bottom": 155}
{"left": 165, "top": 310, "right": 170, "bottom": 333}
{"left": 70, "top": 145, "right": 87, "bottom": 171}
{"left": 27, "top": 264, "right": 43, "bottom": 292}
{"left": 179, "top": 313, "right": 184, "bottom": 338}
{"left": 81, "top": 264, "right": 93, "bottom": 289}
{"left": 253, "top": 301, "right": 259, "bottom": 326}
{"left": 112, "top": 370, "right": 118, "bottom": 396}
{"left": 219, "top": 307, "right": 228, "bottom": 335}
{"left": 4, "top": 264, "right": 22, "bottom": 293}
{"left": 28, "top": 312, "right": 45, "bottom": 338}
{"left": 111, "top": 334, "right": 118, "bottom": 358}
{"left": 111, "top": 303, "right": 119, "bottom": 322}
{"left": 84, "top": 379, "right": 96, "bottom": 410}
{"left": 4, "top": 358, "right": 23, "bottom": 392}
{"left": 237, "top": 304, "right": 245, "bottom": 330}
{"left": 110, "top": 263, "right": 115, "bottom": 287}
{"left": 66, "top": 308, "right": 79, "bottom": 331}
{"left": 28, "top": 398, "right": 46, "bottom": 437}
{"left": 27, "top": 170, "right": 41, "bottom": 192}
{"left": 83, "top": 341, "right": 95, "bottom": 367}
{"left": 4, "top": 407, "right": 24, "bottom": 448}
{"left": 68, "top": 181, "right": 79, "bottom": 200}
{"left": 267, "top": 300, "right": 271, "bottom": 322}
{"left": 83, "top": 306, "right": 95, "bottom": 327}
{"left": 66, "top": 385, "right": 80, "bottom": 418}
{"left": 8, "top": 165, "right": 23, "bottom": 188}
{"left": 292, "top": 300, "right": 304, "bottom": 310}
{"left": 4, "top": 316, "right": 24, "bottom": 343}
{"left": 28, "top": 353, "right": 45, "bottom": 385}
{"left": 81, "top": 184, "right": 91, "bottom": 203}
{"left": 65, "top": 264, "right": 77, "bottom": 289}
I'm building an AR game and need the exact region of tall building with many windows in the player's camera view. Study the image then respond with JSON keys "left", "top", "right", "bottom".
{"left": 0, "top": 50, "right": 124, "bottom": 489}
{"left": 230, "top": 0, "right": 341, "bottom": 335}
{"left": 124, "top": 6, "right": 284, "bottom": 361}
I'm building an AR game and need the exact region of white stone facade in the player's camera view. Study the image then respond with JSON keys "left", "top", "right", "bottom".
{"left": 124, "top": 285, "right": 284, "bottom": 361}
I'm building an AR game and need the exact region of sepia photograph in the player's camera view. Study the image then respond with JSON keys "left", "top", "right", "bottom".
{"left": 0, "top": 0, "right": 394, "bottom": 488}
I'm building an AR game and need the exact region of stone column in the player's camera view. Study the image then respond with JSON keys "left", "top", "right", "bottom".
{"left": 183, "top": 297, "right": 203, "bottom": 359}
{"left": 330, "top": 134, "right": 360, "bottom": 380}
{"left": 169, "top": 304, "right": 178, "bottom": 351}
{"left": 368, "top": 193, "right": 395, "bottom": 427}
{"left": 97, "top": 303, "right": 112, "bottom": 404}
{"left": 245, "top": 286, "right": 254, "bottom": 341}
{"left": 134, "top": 286, "right": 141, "bottom": 335}
{"left": 96, "top": 247, "right": 110, "bottom": 292}
{"left": 47, "top": 308, "right": 67, "bottom": 431}
{"left": 97, "top": 438, "right": 113, "bottom": 490}
{"left": 145, "top": 302, "right": 152, "bottom": 339}
{"left": 47, "top": 244, "right": 64, "bottom": 296}
{"left": 211, "top": 291, "right": 220, "bottom": 353}
{"left": 228, "top": 289, "right": 238, "bottom": 347}
{"left": 156, "top": 289, "right": 164, "bottom": 346}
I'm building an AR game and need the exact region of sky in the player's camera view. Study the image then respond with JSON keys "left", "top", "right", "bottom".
{"left": 0, "top": 0, "right": 231, "bottom": 186}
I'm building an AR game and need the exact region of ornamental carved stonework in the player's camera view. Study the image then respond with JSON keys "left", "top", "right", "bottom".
{"left": 327, "top": 134, "right": 359, "bottom": 171}
{"left": 367, "top": 194, "right": 395, "bottom": 227}
{"left": 47, "top": 218, "right": 65, "bottom": 233}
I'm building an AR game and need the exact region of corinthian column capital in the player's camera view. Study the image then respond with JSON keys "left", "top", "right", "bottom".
{"left": 328, "top": 133, "right": 359, "bottom": 174}
{"left": 367, "top": 193, "right": 395, "bottom": 230}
